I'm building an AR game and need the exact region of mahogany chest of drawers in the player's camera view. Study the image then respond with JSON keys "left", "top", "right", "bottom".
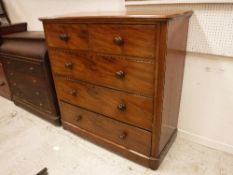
{"left": 41, "top": 11, "right": 192, "bottom": 169}
{"left": 0, "top": 31, "right": 60, "bottom": 124}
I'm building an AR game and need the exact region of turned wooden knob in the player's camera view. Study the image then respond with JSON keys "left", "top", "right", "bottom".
{"left": 69, "top": 89, "right": 77, "bottom": 96}
{"left": 59, "top": 33, "right": 69, "bottom": 41}
{"left": 113, "top": 36, "right": 124, "bottom": 46}
{"left": 76, "top": 115, "right": 82, "bottom": 122}
{"left": 29, "top": 66, "right": 34, "bottom": 71}
{"left": 117, "top": 103, "right": 126, "bottom": 112}
{"left": 115, "top": 70, "right": 125, "bottom": 79}
{"left": 119, "top": 131, "right": 127, "bottom": 140}
{"left": 64, "top": 62, "right": 73, "bottom": 69}
{"left": 0, "top": 82, "right": 5, "bottom": 86}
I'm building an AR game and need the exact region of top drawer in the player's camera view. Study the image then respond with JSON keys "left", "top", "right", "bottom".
{"left": 44, "top": 23, "right": 156, "bottom": 58}
{"left": 89, "top": 24, "right": 156, "bottom": 58}
{"left": 5, "top": 59, "right": 44, "bottom": 78}
{"left": 44, "top": 24, "right": 89, "bottom": 50}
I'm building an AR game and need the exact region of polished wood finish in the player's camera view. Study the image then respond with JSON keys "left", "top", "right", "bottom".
{"left": 0, "top": 32, "right": 60, "bottom": 125}
{"left": 89, "top": 24, "right": 155, "bottom": 58}
{"left": 56, "top": 77, "right": 153, "bottom": 130}
{"left": 49, "top": 49, "right": 154, "bottom": 96}
{"left": 41, "top": 11, "right": 192, "bottom": 169}
{"left": 40, "top": 11, "right": 193, "bottom": 23}
{"left": 60, "top": 101, "right": 151, "bottom": 155}
{"left": 0, "top": 62, "right": 11, "bottom": 99}
{"left": 44, "top": 24, "right": 88, "bottom": 50}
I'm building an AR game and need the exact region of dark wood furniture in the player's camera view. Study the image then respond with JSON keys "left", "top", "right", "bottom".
{"left": 0, "top": 0, "right": 28, "bottom": 100}
{"left": 0, "top": 61, "right": 10, "bottom": 98}
{"left": 0, "top": 23, "right": 28, "bottom": 100}
{"left": 41, "top": 11, "right": 192, "bottom": 169}
{"left": 0, "top": 31, "right": 60, "bottom": 125}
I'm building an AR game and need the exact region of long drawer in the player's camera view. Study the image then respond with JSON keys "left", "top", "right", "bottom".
{"left": 60, "top": 101, "right": 151, "bottom": 156}
{"left": 6, "top": 58, "right": 44, "bottom": 78}
{"left": 49, "top": 50, "right": 154, "bottom": 97}
{"left": 55, "top": 78, "right": 153, "bottom": 130}
{"left": 8, "top": 72, "right": 52, "bottom": 112}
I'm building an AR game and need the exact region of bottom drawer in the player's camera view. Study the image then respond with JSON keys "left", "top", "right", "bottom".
{"left": 60, "top": 101, "right": 151, "bottom": 156}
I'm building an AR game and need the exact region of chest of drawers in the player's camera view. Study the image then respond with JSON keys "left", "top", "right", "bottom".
{"left": 41, "top": 11, "right": 192, "bottom": 169}
{"left": 0, "top": 32, "right": 60, "bottom": 125}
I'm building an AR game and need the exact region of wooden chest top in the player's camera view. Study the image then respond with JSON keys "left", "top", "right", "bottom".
{"left": 40, "top": 11, "right": 193, "bottom": 23}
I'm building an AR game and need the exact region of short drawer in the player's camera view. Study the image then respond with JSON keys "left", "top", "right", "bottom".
{"left": 89, "top": 24, "right": 156, "bottom": 58}
{"left": 60, "top": 101, "right": 151, "bottom": 156}
{"left": 55, "top": 78, "right": 153, "bottom": 130}
{"left": 49, "top": 50, "right": 154, "bottom": 97}
{"left": 44, "top": 23, "right": 89, "bottom": 50}
{"left": 5, "top": 59, "right": 44, "bottom": 78}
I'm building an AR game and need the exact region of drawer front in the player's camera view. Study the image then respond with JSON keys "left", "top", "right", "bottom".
{"left": 89, "top": 24, "right": 156, "bottom": 58}
{"left": 44, "top": 23, "right": 89, "bottom": 50}
{"left": 56, "top": 78, "right": 153, "bottom": 130}
{"left": 9, "top": 73, "right": 52, "bottom": 112}
{"left": 6, "top": 59, "right": 44, "bottom": 78}
{"left": 0, "top": 63, "right": 11, "bottom": 98}
{"left": 8, "top": 71, "right": 46, "bottom": 88}
{"left": 60, "top": 101, "right": 151, "bottom": 156}
{"left": 49, "top": 50, "right": 154, "bottom": 97}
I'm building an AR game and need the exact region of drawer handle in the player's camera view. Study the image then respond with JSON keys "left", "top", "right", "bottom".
{"left": 64, "top": 62, "right": 73, "bottom": 69}
{"left": 39, "top": 103, "right": 43, "bottom": 107}
{"left": 29, "top": 67, "right": 34, "bottom": 71}
{"left": 12, "top": 82, "right": 17, "bottom": 86}
{"left": 76, "top": 115, "right": 82, "bottom": 122}
{"left": 115, "top": 70, "right": 125, "bottom": 79}
{"left": 35, "top": 91, "right": 40, "bottom": 96}
{"left": 0, "top": 82, "right": 5, "bottom": 86}
{"left": 113, "top": 36, "right": 124, "bottom": 46}
{"left": 69, "top": 89, "right": 77, "bottom": 96}
{"left": 119, "top": 131, "right": 127, "bottom": 140}
{"left": 117, "top": 103, "right": 126, "bottom": 112}
{"left": 59, "top": 33, "right": 69, "bottom": 42}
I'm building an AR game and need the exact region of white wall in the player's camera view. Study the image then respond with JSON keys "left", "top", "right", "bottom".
{"left": 179, "top": 52, "right": 233, "bottom": 154}
{"left": 127, "top": 3, "right": 233, "bottom": 154}
{"left": 4, "top": 0, "right": 233, "bottom": 154}
{"left": 4, "top": 0, "right": 125, "bottom": 30}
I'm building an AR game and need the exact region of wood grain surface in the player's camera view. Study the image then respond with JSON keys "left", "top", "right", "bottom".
{"left": 55, "top": 77, "right": 153, "bottom": 130}
{"left": 49, "top": 49, "right": 154, "bottom": 97}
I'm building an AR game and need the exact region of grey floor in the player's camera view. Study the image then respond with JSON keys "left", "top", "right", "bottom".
{"left": 0, "top": 96, "right": 233, "bottom": 175}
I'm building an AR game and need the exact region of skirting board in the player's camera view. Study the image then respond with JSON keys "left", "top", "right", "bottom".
{"left": 178, "top": 129, "right": 233, "bottom": 155}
